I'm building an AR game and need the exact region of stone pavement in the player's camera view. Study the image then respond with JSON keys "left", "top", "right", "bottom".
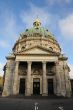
{"left": 0, "top": 96, "right": 73, "bottom": 110}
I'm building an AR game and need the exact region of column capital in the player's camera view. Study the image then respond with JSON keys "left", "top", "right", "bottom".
{"left": 27, "top": 61, "right": 32, "bottom": 65}
{"left": 42, "top": 61, "right": 46, "bottom": 64}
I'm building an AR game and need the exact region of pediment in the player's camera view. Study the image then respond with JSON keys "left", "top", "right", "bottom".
{"left": 16, "top": 46, "right": 59, "bottom": 55}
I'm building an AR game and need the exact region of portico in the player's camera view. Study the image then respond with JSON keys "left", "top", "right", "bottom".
{"left": 13, "top": 55, "right": 57, "bottom": 96}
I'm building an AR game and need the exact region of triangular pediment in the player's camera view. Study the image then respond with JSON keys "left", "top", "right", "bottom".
{"left": 16, "top": 45, "right": 59, "bottom": 55}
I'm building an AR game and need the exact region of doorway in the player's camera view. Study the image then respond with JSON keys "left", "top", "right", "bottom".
{"left": 19, "top": 78, "right": 25, "bottom": 94}
{"left": 33, "top": 78, "right": 40, "bottom": 95}
{"left": 48, "top": 79, "right": 54, "bottom": 95}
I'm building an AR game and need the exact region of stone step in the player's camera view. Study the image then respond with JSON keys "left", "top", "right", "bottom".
{"left": 4, "top": 95, "right": 68, "bottom": 99}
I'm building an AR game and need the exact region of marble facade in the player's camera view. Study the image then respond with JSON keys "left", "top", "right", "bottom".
{"left": 2, "top": 19, "right": 71, "bottom": 97}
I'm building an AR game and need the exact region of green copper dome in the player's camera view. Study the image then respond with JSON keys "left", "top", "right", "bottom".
{"left": 20, "top": 19, "right": 56, "bottom": 41}
{"left": 13, "top": 19, "right": 61, "bottom": 53}
{"left": 25, "top": 27, "right": 50, "bottom": 36}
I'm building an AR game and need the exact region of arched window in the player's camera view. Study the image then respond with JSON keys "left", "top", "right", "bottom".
{"left": 49, "top": 47, "right": 53, "bottom": 51}
{"left": 21, "top": 46, "right": 25, "bottom": 50}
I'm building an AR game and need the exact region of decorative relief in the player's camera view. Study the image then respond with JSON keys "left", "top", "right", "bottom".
{"left": 49, "top": 47, "right": 53, "bottom": 51}
{"left": 32, "top": 68, "right": 42, "bottom": 75}
{"left": 19, "top": 67, "right": 27, "bottom": 75}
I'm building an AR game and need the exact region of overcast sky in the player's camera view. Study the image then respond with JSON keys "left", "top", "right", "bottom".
{"left": 0, "top": 0, "right": 73, "bottom": 78}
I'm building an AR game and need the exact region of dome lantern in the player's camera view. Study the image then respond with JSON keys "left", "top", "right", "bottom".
{"left": 33, "top": 18, "right": 41, "bottom": 28}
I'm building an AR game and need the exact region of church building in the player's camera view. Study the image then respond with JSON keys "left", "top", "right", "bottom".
{"left": 2, "top": 19, "right": 71, "bottom": 97}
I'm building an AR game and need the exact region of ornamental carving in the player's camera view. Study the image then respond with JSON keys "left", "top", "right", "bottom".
{"left": 32, "top": 69, "right": 42, "bottom": 75}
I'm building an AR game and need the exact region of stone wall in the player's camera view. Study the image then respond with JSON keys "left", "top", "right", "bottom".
{"left": 2, "top": 59, "right": 15, "bottom": 97}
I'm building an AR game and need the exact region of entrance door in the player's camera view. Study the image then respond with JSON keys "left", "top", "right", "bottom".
{"left": 48, "top": 79, "right": 54, "bottom": 95}
{"left": 19, "top": 78, "right": 25, "bottom": 94}
{"left": 33, "top": 79, "right": 40, "bottom": 95}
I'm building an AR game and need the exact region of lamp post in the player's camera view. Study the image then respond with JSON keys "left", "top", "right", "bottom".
{"left": 34, "top": 102, "right": 38, "bottom": 110}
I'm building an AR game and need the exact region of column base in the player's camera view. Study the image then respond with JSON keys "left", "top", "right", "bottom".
{"left": 25, "top": 94, "right": 31, "bottom": 96}
{"left": 42, "top": 93, "right": 48, "bottom": 96}
{"left": 61, "top": 90, "right": 66, "bottom": 97}
{"left": 66, "top": 91, "right": 71, "bottom": 97}
{"left": 2, "top": 91, "right": 10, "bottom": 97}
{"left": 25, "top": 90, "right": 31, "bottom": 96}
{"left": 13, "top": 85, "right": 19, "bottom": 95}
{"left": 25, "top": 91, "right": 31, "bottom": 96}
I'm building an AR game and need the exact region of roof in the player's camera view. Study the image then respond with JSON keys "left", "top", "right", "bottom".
{"left": 12, "top": 19, "right": 61, "bottom": 52}
{"left": 20, "top": 19, "right": 56, "bottom": 41}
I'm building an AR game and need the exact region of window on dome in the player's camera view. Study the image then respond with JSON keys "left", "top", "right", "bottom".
{"left": 22, "top": 35, "right": 27, "bottom": 39}
{"left": 49, "top": 47, "right": 53, "bottom": 51}
{"left": 26, "top": 29, "right": 28, "bottom": 31}
{"left": 21, "top": 46, "right": 25, "bottom": 50}
{"left": 24, "top": 35, "right": 27, "bottom": 37}
{"left": 46, "top": 29, "right": 48, "bottom": 31}
{"left": 33, "top": 33, "right": 40, "bottom": 37}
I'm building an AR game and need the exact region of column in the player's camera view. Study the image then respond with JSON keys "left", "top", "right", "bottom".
{"left": 13, "top": 61, "right": 19, "bottom": 95}
{"left": 55, "top": 62, "right": 61, "bottom": 96}
{"left": 42, "top": 61, "right": 47, "bottom": 96}
{"left": 26, "top": 61, "right": 32, "bottom": 96}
